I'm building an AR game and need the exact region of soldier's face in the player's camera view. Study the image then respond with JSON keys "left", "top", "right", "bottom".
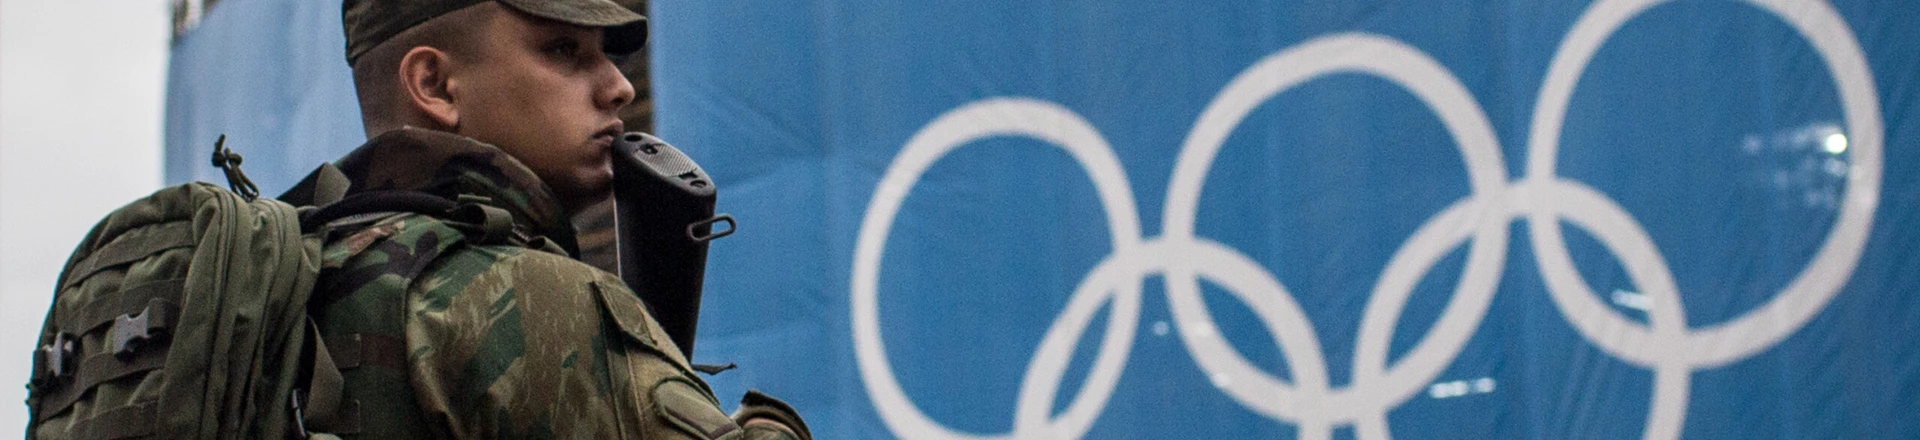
{"left": 449, "top": 5, "right": 634, "bottom": 211}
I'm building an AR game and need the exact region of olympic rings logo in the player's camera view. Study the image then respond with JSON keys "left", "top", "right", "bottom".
{"left": 850, "top": 0, "right": 1883, "bottom": 438}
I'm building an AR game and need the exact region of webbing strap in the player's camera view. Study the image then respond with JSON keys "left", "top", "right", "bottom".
{"left": 73, "top": 401, "right": 156, "bottom": 440}
{"left": 300, "top": 190, "right": 456, "bottom": 233}
{"left": 64, "top": 222, "right": 195, "bottom": 287}
{"left": 65, "top": 279, "right": 185, "bottom": 336}
{"left": 301, "top": 318, "right": 357, "bottom": 435}
{"left": 36, "top": 349, "right": 168, "bottom": 421}
{"left": 326, "top": 333, "right": 407, "bottom": 370}
{"left": 449, "top": 196, "right": 516, "bottom": 244}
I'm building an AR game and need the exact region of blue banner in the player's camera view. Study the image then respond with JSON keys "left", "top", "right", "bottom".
{"left": 650, "top": 0, "right": 1919, "bottom": 439}
{"left": 165, "top": 0, "right": 361, "bottom": 192}
{"left": 166, "top": 0, "right": 1920, "bottom": 438}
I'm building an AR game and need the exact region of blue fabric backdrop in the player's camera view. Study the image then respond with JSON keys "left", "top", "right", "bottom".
{"left": 169, "top": 0, "right": 1920, "bottom": 438}
{"left": 166, "top": 0, "right": 361, "bottom": 191}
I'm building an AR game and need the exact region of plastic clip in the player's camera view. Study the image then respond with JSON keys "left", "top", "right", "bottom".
{"left": 109, "top": 301, "right": 174, "bottom": 360}
{"left": 34, "top": 332, "right": 76, "bottom": 383}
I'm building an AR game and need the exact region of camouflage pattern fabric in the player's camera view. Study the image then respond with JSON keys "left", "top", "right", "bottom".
{"left": 310, "top": 128, "right": 809, "bottom": 439}
{"left": 570, "top": 197, "right": 619, "bottom": 274}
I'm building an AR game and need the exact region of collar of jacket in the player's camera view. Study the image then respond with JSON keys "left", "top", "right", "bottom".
{"left": 332, "top": 127, "right": 579, "bottom": 253}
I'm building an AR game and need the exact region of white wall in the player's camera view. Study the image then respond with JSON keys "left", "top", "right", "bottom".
{"left": 0, "top": 0, "right": 171, "bottom": 433}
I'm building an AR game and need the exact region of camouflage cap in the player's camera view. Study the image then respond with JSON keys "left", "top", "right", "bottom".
{"left": 343, "top": 0, "right": 647, "bottom": 65}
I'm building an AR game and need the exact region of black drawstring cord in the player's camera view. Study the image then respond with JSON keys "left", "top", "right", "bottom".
{"left": 210, "top": 135, "right": 260, "bottom": 201}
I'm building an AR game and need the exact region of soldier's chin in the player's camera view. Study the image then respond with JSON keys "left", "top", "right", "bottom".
{"left": 556, "top": 172, "right": 614, "bottom": 212}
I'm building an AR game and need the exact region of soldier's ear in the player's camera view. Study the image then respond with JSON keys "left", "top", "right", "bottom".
{"left": 399, "top": 46, "right": 459, "bottom": 129}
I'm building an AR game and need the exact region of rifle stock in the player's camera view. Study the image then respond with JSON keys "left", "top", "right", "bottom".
{"left": 610, "top": 132, "right": 733, "bottom": 358}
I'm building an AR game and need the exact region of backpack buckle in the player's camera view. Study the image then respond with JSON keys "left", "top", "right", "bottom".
{"left": 109, "top": 301, "right": 175, "bottom": 360}
{"left": 33, "top": 332, "right": 76, "bottom": 384}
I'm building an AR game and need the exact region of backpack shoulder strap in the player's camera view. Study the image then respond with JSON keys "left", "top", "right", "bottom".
{"left": 300, "top": 191, "right": 457, "bottom": 233}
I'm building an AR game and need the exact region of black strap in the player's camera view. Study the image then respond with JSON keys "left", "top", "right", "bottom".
{"left": 301, "top": 190, "right": 521, "bottom": 250}
{"left": 63, "top": 222, "right": 195, "bottom": 288}
{"left": 300, "top": 190, "right": 458, "bottom": 233}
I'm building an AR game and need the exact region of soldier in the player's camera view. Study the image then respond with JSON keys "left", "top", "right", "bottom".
{"left": 305, "top": 0, "right": 811, "bottom": 438}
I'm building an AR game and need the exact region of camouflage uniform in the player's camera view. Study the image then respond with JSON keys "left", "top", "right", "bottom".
{"left": 307, "top": 128, "right": 808, "bottom": 439}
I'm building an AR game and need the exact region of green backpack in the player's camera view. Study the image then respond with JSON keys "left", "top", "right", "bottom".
{"left": 25, "top": 141, "right": 466, "bottom": 440}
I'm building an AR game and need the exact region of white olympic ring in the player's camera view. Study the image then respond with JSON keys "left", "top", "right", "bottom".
{"left": 851, "top": 0, "right": 1883, "bottom": 439}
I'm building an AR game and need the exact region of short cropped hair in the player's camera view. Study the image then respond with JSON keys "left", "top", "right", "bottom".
{"left": 349, "top": 3, "right": 493, "bottom": 136}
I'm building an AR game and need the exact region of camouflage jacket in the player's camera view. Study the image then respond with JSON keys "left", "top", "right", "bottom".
{"left": 305, "top": 128, "right": 808, "bottom": 440}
